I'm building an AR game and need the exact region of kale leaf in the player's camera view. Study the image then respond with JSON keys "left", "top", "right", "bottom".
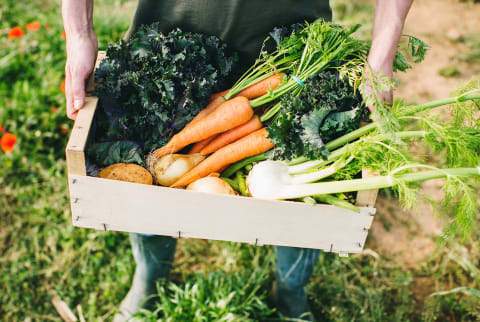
{"left": 87, "top": 141, "right": 144, "bottom": 167}
{"left": 267, "top": 71, "right": 366, "bottom": 161}
{"left": 94, "top": 24, "right": 237, "bottom": 153}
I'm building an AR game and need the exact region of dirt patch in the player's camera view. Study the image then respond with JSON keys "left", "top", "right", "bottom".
{"left": 396, "top": 0, "right": 480, "bottom": 101}
{"left": 367, "top": 0, "right": 480, "bottom": 266}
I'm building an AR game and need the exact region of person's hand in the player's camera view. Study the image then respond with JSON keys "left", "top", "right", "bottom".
{"left": 64, "top": 31, "right": 98, "bottom": 120}
{"left": 365, "top": 57, "right": 394, "bottom": 114}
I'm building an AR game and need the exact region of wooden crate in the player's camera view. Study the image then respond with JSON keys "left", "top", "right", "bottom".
{"left": 66, "top": 52, "right": 378, "bottom": 256}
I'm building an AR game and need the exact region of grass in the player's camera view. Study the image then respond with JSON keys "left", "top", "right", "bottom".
{"left": 1, "top": 0, "right": 479, "bottom": 320}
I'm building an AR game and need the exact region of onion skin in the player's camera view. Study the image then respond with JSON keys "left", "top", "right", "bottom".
{"left": 147, "top": 153, "right": 204, "bottom": 186}
{"left": 186, "top": 177, "right": 237, "bottom": 195}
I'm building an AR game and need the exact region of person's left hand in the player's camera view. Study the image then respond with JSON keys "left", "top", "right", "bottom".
{"left": 365, "top": 57, "right": 394, "bottom": 113}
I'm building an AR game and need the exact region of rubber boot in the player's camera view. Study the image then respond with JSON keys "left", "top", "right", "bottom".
{"left": 113, "top": 233, "right": 177, "bottom": 322}
{"left": 274, "top": 246, "right": 320, "bottom": 321}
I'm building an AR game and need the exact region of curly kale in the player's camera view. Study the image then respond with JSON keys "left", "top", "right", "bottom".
{"left": 94, "top": 24, "right": 237, "bottom": 153}
{"left": 267, "top": 71, "right": 366, "bottom": 161}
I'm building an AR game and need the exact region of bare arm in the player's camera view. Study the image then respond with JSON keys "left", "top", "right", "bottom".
{"left": 367, "top": 0, "right": 413, "bottom": 111}
{"left": 61, "top": 0, "right": 98, "bottom": 120}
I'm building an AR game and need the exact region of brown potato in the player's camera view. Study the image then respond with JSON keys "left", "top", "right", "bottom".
{"left": 98, "top": 163, "right": 153, "bottom": 185}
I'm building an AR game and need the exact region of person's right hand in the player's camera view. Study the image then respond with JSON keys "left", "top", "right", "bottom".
{"left": 64, "top": 31, "right": 98, "bottom": 120}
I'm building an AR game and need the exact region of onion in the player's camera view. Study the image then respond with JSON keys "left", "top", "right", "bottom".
{"left": 186, "top": 176, "right": 237, "bottom": 195}
{"left": 147, "top": 153, "right": 204, "bottom": 186}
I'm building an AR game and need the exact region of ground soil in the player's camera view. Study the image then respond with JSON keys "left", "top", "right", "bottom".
{"left": 367, "top": 0, "right": 480, "bottom": 265}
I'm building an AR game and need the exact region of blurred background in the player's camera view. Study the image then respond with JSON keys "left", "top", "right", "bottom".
{"left": 1, "top": 0, "right": 479, "bottom": 320}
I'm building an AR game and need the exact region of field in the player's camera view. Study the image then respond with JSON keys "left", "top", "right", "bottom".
{"left": 1, "top": 0, "right": 479, "bottom": 320}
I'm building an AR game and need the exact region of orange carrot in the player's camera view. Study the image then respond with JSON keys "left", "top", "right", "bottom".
{"left": 200, "top": 115, "right": 263, "bottom": 155}
{"left": 186, "top": 95, "right": 226, "bottom": 130}
{"left": 154, "top": 96, "right": 253, "bottom": 158}
{"left": 210, "top": 89, "right": 230, "bottom": 101}
{"left": 236, "top": 73, "right": 284, "bottom": 99}
{"left": 171, "top": 128, "right": 274, "bottom": 187}
{"left": 189, "top": 134, "right": 219, "bottom": 154}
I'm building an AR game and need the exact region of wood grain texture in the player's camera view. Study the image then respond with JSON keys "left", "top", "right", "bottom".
{"left": 65, "top": 51, "right": 105, "bottom": 176}
{"left": 69, "top": 174, "right": 376, "bottom": 254}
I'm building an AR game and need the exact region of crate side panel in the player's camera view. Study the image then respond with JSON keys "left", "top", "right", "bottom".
{"left": 69, "top": 175, "right": 374, "bottom": 253}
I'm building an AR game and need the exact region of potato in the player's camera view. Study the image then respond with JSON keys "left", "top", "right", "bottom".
{"left": 98, "top": 163, "right": 153, "bottom": 185}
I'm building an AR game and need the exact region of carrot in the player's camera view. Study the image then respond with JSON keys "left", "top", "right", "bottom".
{"left": 185, "top": 95, "right": 226, "bottom": 130}
{"left": 210, "top": 89, "right": 230, "bottom": 101}
{"left": 236, "top": 73, "right": 284, "bottom": 99}
{"left": 189, "top": 134, "right": 218, "bottom": 154}
{"left": 171, "top": 128, "right": 274, "bottom": 187}
{"left": 200, "top": 115, "right": 263, "bottom": 155}
{"left": 154, "top": 96, "right": 253, "bottom": 158}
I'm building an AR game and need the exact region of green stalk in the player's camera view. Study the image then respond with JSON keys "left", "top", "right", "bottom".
{"left": 320, "top": 92, "right": 480, "bottom": 151}
{"left": 288, "top": 130, "right": 426, "bottom": 175}
{"left": 313, "top": 195, "right": 360, "bottom": 213}
{"left": 236, "top": 172, "right": 248, "bottom": 196}
{"left": 278, "top": 167, "right": 480, "bottom": 200}
{"left": 400, "top": 91, "right": 480, "bottom": 116}
{"left": 221, "top": 177, "right": 240, "bottom": 192}
{"left": 222, "top": 153, "right": 266, "bottom": 178}
{"left": 301, "top": 196, "right": 317, "bottom": 206}
{"left": 260, "top": 102, "right": 283, "bottom": 122}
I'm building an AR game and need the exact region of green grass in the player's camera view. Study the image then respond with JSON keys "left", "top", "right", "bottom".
{"left": 1, "top": 0, "right": 480, "bottom": 320}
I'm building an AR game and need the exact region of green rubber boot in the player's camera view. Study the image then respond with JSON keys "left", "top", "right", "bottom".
{"left": 113, "top": 233, "right": 177, "bottom": 322}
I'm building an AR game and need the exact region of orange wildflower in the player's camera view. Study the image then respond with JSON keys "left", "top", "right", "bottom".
{"left": 50, "top": 106, "right": 59, "bottom": 112}
{"left": 8, "top": 26, "right": 25, "bottom": 39}
{"left": 45, "top": 23, "right": 51, "bottom": 29}
{"left": 61, "top": 31, "right": 66, "bottom": 39}
{"left": 1, "top": 133, "right": 17, "bottom": 153}
{"left": 0, "top": 124, "right": 4, "bottom": 133}
{"left": 60, "top": 80, "right": 66, "bottom": 93}
{"left": 26, "top": 21, "right": 41, "bottom": 31}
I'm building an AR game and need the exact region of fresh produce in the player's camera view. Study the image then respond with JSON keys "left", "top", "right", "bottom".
{"left": 146, "top": 153, "right": 204, "bottom": 186}
{"left": 244, "top": 80, "right": 480, "bottom": 237}
{"left": 186, "top": 176, "right": 237, "bottom": 195}
{"left": 266, "top": 71, "right": 365, "bottom": 161}
{"left": 186, "top": 96, "right": 227, "bottom": 130}
{"left": 248, "top": 161, "right": 479, "bottom": 201}
{"left": 189, "top": 135, "right": 218, "bottom": 154}
{"left": 171, "top": 128, "right": 274, "bottom": 187}
{"left": 88, "top": 141, "right": 144, "bottom": 167}
{"left": 153, "top": 96, "right": 253, "bottom": 158}
{"left": 235, "top": 73, "right": 284, "bottom": 99}
{"left": 93, "top": 23, "right": 237, "bottom": 153}
{"left": 98, "top": 163, "right": 153, "bottom": 185}
{"left": 200, "top": 116, "right": 263, "bottom": 155}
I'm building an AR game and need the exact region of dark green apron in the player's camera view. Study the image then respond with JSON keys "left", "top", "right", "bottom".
{"left": 125, "top": 0, "right": 332, "bottom": 69}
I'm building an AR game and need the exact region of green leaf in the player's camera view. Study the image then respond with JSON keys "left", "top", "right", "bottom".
{"left": 87, "top": 141, "right": 144, "bottom": 167}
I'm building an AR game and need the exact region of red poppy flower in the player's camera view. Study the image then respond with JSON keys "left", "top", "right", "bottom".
{"left": 61, "top": 31, "right": 66, "bottom": 39}
{"left": 60, "top": 80, "right": 66, "bottom": 93}
{"left": 8, "top": 26, "right": 25, "bottom": 39}
{"left": 45, "top": 23, "right": 51, "bottom": 29}
{"left": 0, "top": 124, "right": 4, "bottom": 133}
{"left": 1, "top": 133, "right": 17, "bottom": 153}
{"left": 26, "top": 22, "right": 41, "bottom": 31}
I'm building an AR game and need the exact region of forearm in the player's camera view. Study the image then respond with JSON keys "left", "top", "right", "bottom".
{"left": 368, "top": 0, "right": 413, "bottom": 74}
{"left": 61, "top": 0, "right": 94, "bottom": 37}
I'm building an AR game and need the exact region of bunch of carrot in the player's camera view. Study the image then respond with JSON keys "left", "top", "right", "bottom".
{"left": 153, "top": 74, "right": 283, "bottom": 187}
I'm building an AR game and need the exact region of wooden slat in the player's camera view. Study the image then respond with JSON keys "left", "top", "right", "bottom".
{"left": 65, "top": 51, "right": 106, "bottom": 176}
{"left": 86, "top": 51, "right": 106, "bottom": 94}
{"left": 65, "top": 96, "right": 98, "bottom": 175}
{"left": 69, "top": 175, "right": 376, "bottom": 253}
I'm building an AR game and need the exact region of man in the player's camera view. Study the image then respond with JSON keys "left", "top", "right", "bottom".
{"left": 62, "top": 0, "right": 413, "bottom": 320}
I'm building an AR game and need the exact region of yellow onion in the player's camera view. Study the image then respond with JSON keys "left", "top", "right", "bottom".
{"left": 186, "top": 176, "right": 237, "bottom": 195}
{"left": 146, "top": 153, "right": 204, "bottom": 186}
